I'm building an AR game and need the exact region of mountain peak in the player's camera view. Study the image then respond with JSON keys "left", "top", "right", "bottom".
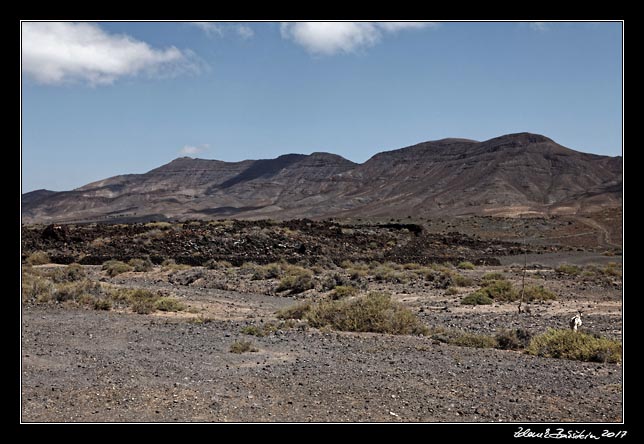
{"left": 486, "top": 132, "right": 554, "bottom": 146}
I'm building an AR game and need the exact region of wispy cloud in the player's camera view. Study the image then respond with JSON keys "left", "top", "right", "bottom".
{"left": 21, "top": 22, "right": 200, "bottom": 86}
{"left": 179, "top": 144, "right": 209, "bottom": 156}
{"left": 529, "top": 22, "right": 549, "bottom": 32}
{"left": 280, "top": 22, "right": 436, "bottom": 55}
{"left": 191, "top": 22, "right": 224, "bottom": 37}
{"left": 191, "top": 22, "right": 255, "bottom": 39}
{"left": 237, "top": 25, "right": 254, "bottom": 39}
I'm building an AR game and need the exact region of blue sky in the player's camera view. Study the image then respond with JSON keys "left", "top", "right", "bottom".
{"left": 21, "top": 21, "right": 622, "bottom": 192}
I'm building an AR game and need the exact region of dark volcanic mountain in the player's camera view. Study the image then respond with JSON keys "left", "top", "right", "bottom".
{"left": 22, "top": 133, "right": 622, "bottom": 224}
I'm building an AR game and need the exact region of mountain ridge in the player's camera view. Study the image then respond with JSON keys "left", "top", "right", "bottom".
{"left": 22, "top": 132, "right": 622, "bottom": 224}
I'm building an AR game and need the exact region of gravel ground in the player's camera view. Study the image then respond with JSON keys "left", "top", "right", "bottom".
{"left": 21, "top": 262, "right": 623, "bottom": 423}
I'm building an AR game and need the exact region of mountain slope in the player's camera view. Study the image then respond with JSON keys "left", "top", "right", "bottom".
{"left": 21, "top": 133, "right": 622, "bottom": 223}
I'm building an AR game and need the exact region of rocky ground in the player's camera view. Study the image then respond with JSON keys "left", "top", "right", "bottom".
{"left": 21, "top": 253, "right": 623, "bottom": 423}
{"left": 23, "top": 217, "right": 606, "bottom": 269}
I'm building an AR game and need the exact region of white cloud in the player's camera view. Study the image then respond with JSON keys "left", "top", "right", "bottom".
{"left": 22, "top": 22, "right": 199, "bottom": 86}
{"left": 237, "top": 25, "right": 254, "bottom": 39}
{"left": 377, "top": 22, "right": 433, "bottom": 32}
{"left": 179, "top": 144, "right": 209, "bottom": 156}
{"left": 191, "top": 22, "right": 254, "bottom": 39}
{"left": 529, "top": 22, "right": 549, "bottom": 32}
{"left": 191, "top": 22, "right": 224, "bottom": 37}
{"left": 280, "top": 22, "right": 435, "bottom": 55}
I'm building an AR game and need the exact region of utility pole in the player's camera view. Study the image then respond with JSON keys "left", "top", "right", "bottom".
{"left": 518, "top": 219, "right": 528, "bottom": 314}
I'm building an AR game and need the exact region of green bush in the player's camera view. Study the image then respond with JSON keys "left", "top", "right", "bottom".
{"left": 126, "top": 288, "right": 160, "bottom": 314}
{"left": 154, "top": 297, "right": 186, "bottom": 312}
{"left": 161, "top": 259, "right": 191, "bottom": 272}
{"left": 229, "top": 340, "right": 258, "bottom": 354}
{"left": 451, "top": 332, "right": 496, "bottom": 348}
{"left": 306, "top": 292, "right": 428, "bottom": 335}
{"left": 555, "top": 264, "right": 581, "bottom": 276}
{"left": 461, "top": 291, "right": 493, "bottom": 305}
{"left": 372, "top": 264, "right": 407, "bottom": 283}
{"left": 424, "top": 270, "right": 453, "bottom": 289}
{"left": 252, "top": 263, "right": 282, "bottom": 280}
{"left": 64, "top": 263, "right": 86, "bottom": 281}
{"left": 102, "top": 260, "right": 133, "bottom": 277}
{"left": 457, "top": 261, "right": 475, "bottom": 270}
{"left": 481, "top": 272, "right": 504, "bottom": 282}
{"left": 240, "top": 325, "right": 265, "bottom": 337}
{"left": 276, "top": 267, "right": 314, "bottom": 294}
{"left": 523, "top": 285, "right": 557, "bottom": 301}
{"left": 53, "top": 280, "right": 101, "bottom": 302}
{"left": 331, "top": 285, "right": 358, "bottom": 300}
{"left": 128, "top": 258, "right": 153, "bottom": 272}
{"left": 478, "top": 279, "right": 519, "bottom": 302}
{"left": 240, "top": 323, "right": 283, "bottom": 337}
{"left": 21, "top": 270, "right": 54, "bottom": 302}
{"left": 451, "top": 272, "right": 473, "bottom": 287}
{"left": 526, "top": 329, "right": 621, "bottom": 363}
{"left": 93, "top": 299, "right": 112, "bottom": 311}
{"left": 603, "top": 262, "right": 622, "bottom": 277}
{"left": 27, "top": 251, "right": 50, "bottom": 265}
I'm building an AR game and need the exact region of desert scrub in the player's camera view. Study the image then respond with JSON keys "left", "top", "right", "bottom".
{"left": 276, "top": 301, "right": 313, "bottom": 320}
{"left": 145, "top": 221, "right": 172, "bottom": 230}
{"left": 54, "top": 263, "right": 86, "bottom": 282}
{"left": 602, "top": 262, "right": 622, "bottom": 277}
{"left": 154, "top": 297, "right": 186, "bottom": 312}
{"left": 495, "top": 328, "right": 532, "bottom": 350}
{"left": 457, "top": 261, "right": 475, "bottom": 270}
{"left": 276, "top": 266, "right": 314, "bottom": 294}
{"left": 319, "top": 272, "right": 351, "bottom": 291}
{"left": 461, "top": 291, "right": 493, "bottom": 305}
{"left": 161, "top": 259, "right": 191, "bottom": 272}
{"left": 481, "top": 272, "right": 504, "bottom": 282}
{"left": 93, "top": 298, "right": 112, "bottom": 311}
{"left": 27, "top": 251, "right": 50, "bottom": 265}
{"left": 451, "top": 272, "right": 473, "bottom": 287}
{"left": 555, "top": 264, "right": 582, "bottom": 276}
{"left": 240, "top": 322, "right": 282, "bottom": 337}
{"left": 477, "top": 279, "right": 518, "bottom": 302}
{"left": 305, "top": 292, "right": 428, "bottom": 335}
{"left": 128, "top": 258, "right": 153, "bottom": 272}
{"left": 330, "top": 285, "right": 358, "bottom": 300}
{"left": 204, "top": 259, "right": 233, "bottom": 270}
{"left": 526, "top": 329, "right": 621, "bottom": 363}
{"left": 252, "top": 262, "right": 282, "bottom": 280}
{"left": 450, "top": 331, "right": 496, "bottom": 348}
{"left": 21, "top": 270, "right": 54, "bottom": 302}
{"left": 428, "top": 327, "right": 496, "bottom": 348}
{"left": 31, "top": 264, "right": 87, "bottom": 284}
{"left": 127, "top": 289, "right": 159, "bottom": 314}
{"left": 109, "top": 288, "right": 173, "bottom": 314}
{"left": 229, "top": 340, "right": 258, "bottom": 354}
{"left": 340, "top": 261, "right": 369, "bottom": 280}
{"left": 102, "top": 260, "right": 133, "bottom": 277}
{"left": 53, "top": 279, "right": 101, "bottom": 302}
{"left": 240, "top": 325, "right": 266, "bottom": 337}
{"left": 523, "top": 285, "right": 557, "bottom": 301}
{"left": 373, "top": 266, "right": 408, "bottom": 283}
